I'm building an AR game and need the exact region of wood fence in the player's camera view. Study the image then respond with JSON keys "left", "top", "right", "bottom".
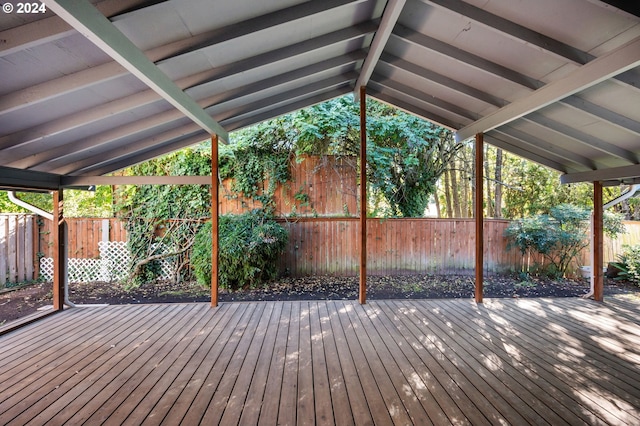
{"left": 13, "top": 216, "right": 636, "bottom": 283}
{"left": 0, "top": 215, "right": 38, "bottom": 284}
{"left": 219, "top": 155, "right": 357, "bottom": 216}
{"left": 276, "top": 218, "right": 575, "bottom": 276}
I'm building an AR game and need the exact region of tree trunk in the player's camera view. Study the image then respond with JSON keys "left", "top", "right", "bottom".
{"left": 471, "top": 143, "right": 476, "bottom": 216}
{"left": 444, "top": 168, "right": 453, "bottom": 218}
{"left": 484, "top": 145, "right": 493, "bottom": 217}
{"left": 461, "top": 150, "right": 471, "bottom": 217}
{"left": 451, "top": 160, "right": 461, "bottom": 218}
{"left": 494, "top": 148, "right": 503, "bottom": 218}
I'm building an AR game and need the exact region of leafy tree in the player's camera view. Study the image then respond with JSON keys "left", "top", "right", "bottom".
{"left": 505, "top": 204, "right": 624, "bottom": 277}
{"left": 364, "top": 107, "right": 461, "bottom": 217}
{"left": 0, "top": 187, "right": 113, "bottom": 217}
{"left": 239, "top": 96, "right": 463, "bottom": 217}
{"left": 0, "top": 191, "right": 52, "bottom": 214}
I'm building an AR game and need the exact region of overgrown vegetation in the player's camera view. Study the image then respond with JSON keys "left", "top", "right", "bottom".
{"left": 505, "top": 204, "right": 624, "bottom": 278}
{"left": 610, "top": 244, "right": 640, "bottom": 285}
{"left": 228, "top": 96, "right": 463, "bottom": 217}
{"left": 191, "top": 210, "right": 288, "bottom": 289}
{"left": 115, "top": 148, "right": 212, "bottom": 287}
{"left": 219, "top": 126, "right": 293, "bottom": 210}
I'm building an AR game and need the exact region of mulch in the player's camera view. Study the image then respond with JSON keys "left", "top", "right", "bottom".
{"left": 1, "top": 275, "right": 639, "bottom": 326}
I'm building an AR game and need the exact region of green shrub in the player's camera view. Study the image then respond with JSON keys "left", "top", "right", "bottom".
{"left": 191, "top": 210, "right": 288, "bottom": 289}
{"left": 505, "top": 204, "right": 624, "bottom": 278}
{"left": 610, "top": 244, "right": 640, "bottom": 285}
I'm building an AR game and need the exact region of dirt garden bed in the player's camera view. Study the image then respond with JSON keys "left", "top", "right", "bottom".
{"left": 2, "top": 274, "right": 639, "bottom": 326}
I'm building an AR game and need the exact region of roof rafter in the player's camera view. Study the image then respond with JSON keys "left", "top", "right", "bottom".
{"left": 420, "top": 0, "right": 591, "bottom": 65}
{"left": 456, "top": 35, "right": 640, "bottom": 141}
{"left": 561, "top": 164, "right": 640, "bottom": 184}
{"left": 422, "top": 0, "right": 640, "bottom": 92}
{"left": 354, "top": 0, "right": 406, "bottom": 99}
{"left": 524, "top": 113, "right": 639, "bottom": 163}
{"left": 2, "top": 23, "right": 374, "bottom": 117}
{"left": 50, "top": 122, "right": 203, "bottom": 175}
{"left": 484, "top": 134, "right": 568, "bottom": 172}
{"left": 80, "top": 131, "right": 213, "bottom": 177}
{"left": 379, "top": 53, "right": 506, "bottom": 107}
{"left": 0, "top": 0, "right": 164, "bottom": 57}
{"left": 23, "top": 72, "right": 358, "bottom": 171}
{"left": 41, "top": 0, "right": 227, "bottom": 141}
{"left": 184, "top": 23, "right": 376, "bottom": 92}
{"left": 492, "top": 127, "right": 596, "bottom": 170}
{"left": 1, "top": 1, "right": 367, "bottom": 117}
{"left": 372, "top": 74, "right": 478, "bottom": 121}
{"left": 222, "top": 88, "right": 350, "bottom": 132}
{"left": 560, "top": 96, "right": 640, "bottom": 137}
{"left": 157, "top": 0, "right": 362, "bottom": 62}
{"left": 11, "top": 109, "right": 190, "bottom": 170}
{"left": 368, "top": 86, "right": 461, "bottom": 129}
{"left": 1, "top": 51, "right": 365, "bottom": 162}
{"left": 393, "top": 25, "right": 543, "bottom": 90}
{"left": 217, "top": 75, "right": 356, "bottom": 124}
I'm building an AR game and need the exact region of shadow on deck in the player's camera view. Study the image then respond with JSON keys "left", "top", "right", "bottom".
{"left": 1, "top": 296, "right": 639, "bottom": 425}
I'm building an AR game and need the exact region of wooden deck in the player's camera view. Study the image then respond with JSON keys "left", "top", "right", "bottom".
{"left": 1, "top": 296, "right": 639, "bottom": 425}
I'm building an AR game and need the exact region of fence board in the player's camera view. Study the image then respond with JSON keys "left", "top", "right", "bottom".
{"left": 0, "top": 217, "right": 6, "bottom": 284}
{"left": 8, "top": 217, "right": 16, "bottom": 282}
{"left": 4, "top": 215, "right": 640, "bottom": 283}
{"left": 0, "top": 215, "right": 37, "bottom": 284}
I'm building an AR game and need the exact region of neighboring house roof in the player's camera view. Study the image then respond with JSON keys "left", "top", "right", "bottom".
{"left": 1, "top": 0, "right": 639, "bottom": 188}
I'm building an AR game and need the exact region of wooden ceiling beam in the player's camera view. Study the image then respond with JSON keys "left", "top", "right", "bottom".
{"left": 367, "top": 87, "right": 461, "bottom": 130}
{"left": 60, "top": 175, "right": 211, "bottom": 186}
{"left": 393, "top": 25, "right": 543, "bottom": 90}
{"left": 456, "top": 35, "right": 640, "bottom": 141}
{"left": 0, "top": 0, "right": 165, "bottom": 57}
{"left": 41, "top": 0, "right": 228, "bottom": 141}
{"left": 561, "top": 164, "right": 640, "bottom": 184}
{"left": 222, "top": 88, "right": 350, "bottom": 132}
{"left": 1, "top": 51, "right": 364, "bottom": 164}
{"left": 421, "top": 0, "right": 591, "bottom": 65}
{"left": 354, "top": 0, "right": 406, "bottom": 99}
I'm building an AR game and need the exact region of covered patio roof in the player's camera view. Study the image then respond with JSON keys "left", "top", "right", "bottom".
{"left": 0, "top": 0, "right": 639, "bottom": 186}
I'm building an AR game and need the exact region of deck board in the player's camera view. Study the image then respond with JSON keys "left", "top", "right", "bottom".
{"left": 1, "top": 297, "right": 639, "bottom": 425}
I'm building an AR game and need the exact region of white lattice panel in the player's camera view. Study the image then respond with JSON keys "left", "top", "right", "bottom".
{"left": 39, "top": 241, "right": 175, "bottom": 283}
{"left": 98, "top": 241, "right": 130, "bottom": 281}
{"left": 40, "top": 257, "right": 53, "bottom": 282}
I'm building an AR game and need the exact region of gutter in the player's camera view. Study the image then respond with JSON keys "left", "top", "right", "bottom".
{"left": 7, "top": 191, "right": 53, "bottom": 220}
{"left": 604, "top": 184, "right": 640, "bottom": 209}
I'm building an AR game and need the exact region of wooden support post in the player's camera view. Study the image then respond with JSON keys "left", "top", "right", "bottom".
{"left": 211, "top": 134, "right": 219, "bottom": 307}
{"left": 359, "top": 86, "right": 367, "bottom": 305}
{"left": 475, "top": 133, "right": 484, "bottom": 303}
{"left": 592, "top": 180, "right": 604, "bottom": 302}
{"left": 52, "top": 190, "right": 65, "bottom": 311}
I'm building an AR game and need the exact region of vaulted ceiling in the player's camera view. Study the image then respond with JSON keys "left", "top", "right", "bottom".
{"left": 1, "top": 0, "right": 639, "bottom": 189}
